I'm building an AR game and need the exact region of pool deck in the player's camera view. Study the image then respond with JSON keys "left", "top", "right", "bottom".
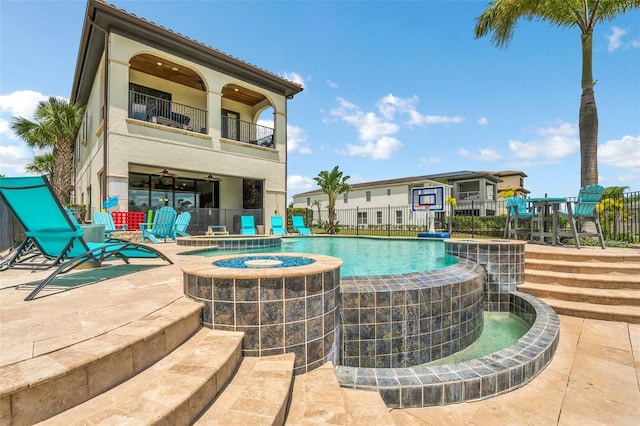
{"left": 1, "top": 243, "right": 639, "bottom": 424}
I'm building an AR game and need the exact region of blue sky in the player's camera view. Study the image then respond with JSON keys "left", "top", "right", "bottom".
{"left": 1, "top": 0, "right": 638, "bottom": 200}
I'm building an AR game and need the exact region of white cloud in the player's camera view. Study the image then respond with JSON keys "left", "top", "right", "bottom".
{"left": 478, "top": 116, "right": 488, "bottom": 125}
{"left": 606, "top": 26, "right": 640, "bottom": 52}
{"left": 407, "top": 111, "right": 464, "bottom": 126}
{"left": 287, "top": 175, "right": 316, "bottom": 192}
{"left": 0, "top": 90, "right": 51, "bottom": 176}
{"left": 607, "top": 27, "right": 627, "bottom": 52}
{"left": 508, "top": 121, "right": 579, "bottom": 163}
{"left": 458, "top": 147, "right": 503, "bottom": 162}
{"left": 418, "top": 156, "right": 443, "bottom": 167}
{"left": 375, "top": 93, "right": 464, "bottom": 126}
{"left": 600, "top": 135, "right": 640, "bottom": 172}
{"left": 257, "top": 119, "right": 311, "bottom": 154}
{"left": 0, "top": 90, "right": 48, "bottom": 118}
{"left": 327, "top": 80, "right": 338, "bottom": 88}
{"left": 282, "top": 72, "right": 306, "bottom": 88}
{"left": 0, "top": 144, "right": 32, "bottom": 175}
{"left": 376, "top": 94, "right": 419, "bottom": 120}
{"left": 346, "top": 136, "right": 403, "bottom": 160}
{"left": 287, "top": 124, "right": 311, "bottom": 154}
{"left": 330, "top": 97, "right": 402, "bottom": 160}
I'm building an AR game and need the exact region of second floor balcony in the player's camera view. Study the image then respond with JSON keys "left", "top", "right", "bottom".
{"left": 128, "top": 91, "right": 274, "bottom": 148}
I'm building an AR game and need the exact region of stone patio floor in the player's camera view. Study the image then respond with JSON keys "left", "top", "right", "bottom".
{"left": 1, "top": 243, "right": 639, "bottom": 425}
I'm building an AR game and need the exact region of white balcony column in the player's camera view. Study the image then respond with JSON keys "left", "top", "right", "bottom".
{"left": 208, "top": 89, "right": 222, "bottom": 139}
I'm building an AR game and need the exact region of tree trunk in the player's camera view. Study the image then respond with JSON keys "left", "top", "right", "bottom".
{"left": 51, "top": 137, "right": 74, "bottom": 204}
{"left": 579, "top": 31, "right": 598, "bottom": 188}
{"left": 579, "top": 86, "right": 598, "bottom": 188}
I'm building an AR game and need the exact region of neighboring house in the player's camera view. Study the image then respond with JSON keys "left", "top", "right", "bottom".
{"left": 292, "top": 176, "right": 451, "bottom": 226}
{"left": 71, "top": 0, "right": 302, "bottom": 232}
{"left": 293, "top": 170, "right": 529, "bottom": 219}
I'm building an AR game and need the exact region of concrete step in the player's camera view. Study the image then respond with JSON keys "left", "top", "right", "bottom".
{"left": 519, "top": 282, "right": 640, "bottom": 306}
{"left": 525, "top": 258, "right": 640, "bottom": 275}
{"left": 286, "top": 362, "right": 348, "bottom": 425}
{"left": 525, "top": 245, "right": 640, "bottom": 264}
{"left": 40, "top": 328, "right": 244, "bottom": 425}
{"left": 532, "top": 297, "right": 640, "bottom": 324}
{"left": 285, "top": 362, "right": 395, "bottom": 425}
{"left": 193, "top": 353, "right": 295, "bottom": 425}
{"left": 0, "top": 297, "right": 202, "bottom": 425}
{"left": 342, "top": 388, "right": 396, "bottom": 425}
{"left": 524, "top": 269, "right": 640, "bottom": 289}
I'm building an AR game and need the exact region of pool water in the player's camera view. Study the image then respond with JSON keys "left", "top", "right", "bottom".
{"left": 424, "top": 312, "right": 530, "bottom": 366}
{"left": 199, "top": 237, "right": 457, "bottom": 276}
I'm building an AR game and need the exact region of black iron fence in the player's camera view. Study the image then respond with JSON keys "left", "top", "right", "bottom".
{"left": 300, "top": 190, "right": 640, "bottom": 242}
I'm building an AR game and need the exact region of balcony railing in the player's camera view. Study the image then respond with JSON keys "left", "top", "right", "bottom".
{"left": 128, "top": 91, "right": 208, "bottom": 134}
{"left": 221, "top": 116, "right": 274, "bottom": 148}
{"left": 457, "top": 191, "right": 481, "bottom": 201}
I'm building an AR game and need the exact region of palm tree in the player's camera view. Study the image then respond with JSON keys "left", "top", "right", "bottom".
{"left": 11, "top": 97, "right": 85, "bottom": 203}
{"left": 313, "top": 166, "right": 352, "bottom": 234}
{"left": 475, "top": 1, "right": 639, "bottom": 188}
{"left": 311, "top": 199, "right": 323, "bottom": 227}
{"left": 25, "top": 153, "right": 53, "bottom": 176}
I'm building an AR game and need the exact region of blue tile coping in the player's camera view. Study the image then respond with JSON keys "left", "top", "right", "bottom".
{"left": 336, "top": 291, "right": 560, "bottom": 408}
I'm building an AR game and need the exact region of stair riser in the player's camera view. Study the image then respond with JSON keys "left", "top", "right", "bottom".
{"left": 525, "top": 263, "right": 640, "bottom": 275}
{"left": 526, "top": 252, "right": 640, "bottom": 264}
{"left": 521, "top": 288, "right": 640, "bottom": 306}
{"left": 524, "top": 274, "right": 640, "bottom": 289}
{"left": 545, "top": 304, "right": 640, "bottom": 324}
{"left": 3, "top": 301, "right": 202, "bottom": 426}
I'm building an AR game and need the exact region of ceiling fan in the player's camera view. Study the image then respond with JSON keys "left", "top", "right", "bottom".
{"left": 156, "top": 168, "right": 179, "bottom": 178}
{"left": 204, "top": 174, "right": 222, "bottom": 182}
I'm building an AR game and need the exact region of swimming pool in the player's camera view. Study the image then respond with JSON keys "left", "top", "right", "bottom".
{"left": 198, "top": 237, "right": 458, "bottom": 276}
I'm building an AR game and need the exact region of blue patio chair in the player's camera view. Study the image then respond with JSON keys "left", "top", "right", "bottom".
{"left": 503, "top": 196, "right": 532, "bottom": 239}
{"left": 93, "top": 211, "right": 127, "bottom": 237}
{"left": 140, "top": 206, "right": 177, "bottom": 243}
{"left": 0, "top": 176, "right": 172, "bottom": 301}
{"left": 241, "top": 215, "right": 256, "bottom": 235}
{"left": 174, "top": 211, "right": 191, "bottom": 237}
{"left": 557, "top": 185, "right": 606, "bottom": 249}
{"left": 292, "top": 215, "right": 312, "bottom": 235}
{"left": 270, "top": 215, "right": 286, "bottom": 235}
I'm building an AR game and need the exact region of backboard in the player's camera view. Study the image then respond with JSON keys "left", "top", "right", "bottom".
{"left": 411, "top": 186, "right": 445, "bottom": 212}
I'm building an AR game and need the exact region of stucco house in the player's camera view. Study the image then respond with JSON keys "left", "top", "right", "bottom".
{"left": 292, "top": 170, "right": 529, "bottom": 220}
{"left": 72, "top": 0, "right": 302, "bottom": 233}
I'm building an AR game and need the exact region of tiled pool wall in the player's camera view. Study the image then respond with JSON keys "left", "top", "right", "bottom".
{"left": 445, "top": 239, "right": 526, "bottom": 312}
{"left": 336, "top": 291, "right": 560, "bottom": 408}
{"left": 182, "top": 253, "right": 343, "bottom": 375}
{"left": 177, "top": 235, "right": 281, "bottom": 249}
{"left": 340, "top": 259, "right": 485, "bottom": 368}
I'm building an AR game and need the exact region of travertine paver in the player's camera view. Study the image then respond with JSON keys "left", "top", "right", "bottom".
{"left": 391, "top": 315, "right": 640, "bottom": 425}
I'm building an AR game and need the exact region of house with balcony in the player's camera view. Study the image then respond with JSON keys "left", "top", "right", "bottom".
{"left": 291, "top": 176, "right": 451, "bottom": 229}
{"left": 292, "top": 170, "right": 529, "bottom": 221}
{"left": 71, "top": 0, "right": 302, "bottom": 233}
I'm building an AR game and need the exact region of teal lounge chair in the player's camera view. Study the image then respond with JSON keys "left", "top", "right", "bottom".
{"left": 93, "top": 211, "right": 127, "bottom": 237}
{"left": 270, "top": 215, "right": 286, "bottom": 235}
{"left": 0, "top": 176, "right": 172, "bottom": 301}
{"left": 292, "top": 215, "right": 312, "bottom": 235}
{"left": 174, "top": 211, "right": 191, "bottom": 237}
{"left": 503, "top": 196, "right": 532, "bottom": 239}
{"left": 557, "top": 185, "right": 606, "bottom": 249}
{"left": 241, "top": 215, "right": 256, "bottom": 235}
{"left": 140, "top": 206, "right": 177, "bottom": 243}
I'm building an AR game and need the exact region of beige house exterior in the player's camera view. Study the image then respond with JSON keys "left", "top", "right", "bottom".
{"left": 71, "top": 0, "right": 302, "bottom": 233}
{"left": 293, "top": 170, "right": 529, "bottom": 220}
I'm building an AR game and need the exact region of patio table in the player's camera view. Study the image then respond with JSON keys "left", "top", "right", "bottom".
{"left": 528, "top": 197, "right": 567, "bottom": 246}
